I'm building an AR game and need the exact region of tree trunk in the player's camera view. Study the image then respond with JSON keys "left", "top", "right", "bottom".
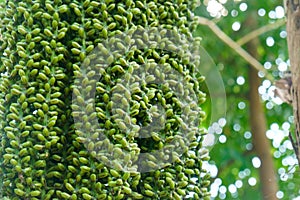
{"left": 249, "top": 68, "right": 279, "bottom": 200}
{"left": 286, "top": 0, "right": 300, "bottom": 166}
{"left": 246, "top": 13, "right": 279, "bottom": 200}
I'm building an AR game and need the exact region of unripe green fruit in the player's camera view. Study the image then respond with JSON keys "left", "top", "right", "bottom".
{"left": 0, "top": 0, "right": 210, "bottom": 199}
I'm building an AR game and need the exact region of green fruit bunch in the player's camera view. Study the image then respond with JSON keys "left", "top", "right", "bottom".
{"left": 0, "top": 0, "right": 210, "bottom": 199}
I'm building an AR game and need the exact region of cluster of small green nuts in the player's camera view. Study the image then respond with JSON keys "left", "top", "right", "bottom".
{"left": 0, "top": 0, "right": 74, "bottom": 199}
{"left": 0, "top": 0, "right": 210, "bottom": 199}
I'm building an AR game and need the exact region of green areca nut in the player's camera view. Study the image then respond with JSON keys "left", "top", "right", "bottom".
{"left": 0, "top": 0, "right": 210, "bottom": 199}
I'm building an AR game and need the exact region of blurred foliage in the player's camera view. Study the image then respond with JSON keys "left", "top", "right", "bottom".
{"left": 194, "top": 0, "right": 300, "bottom": 199}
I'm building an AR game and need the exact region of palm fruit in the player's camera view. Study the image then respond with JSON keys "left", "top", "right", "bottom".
{"left": 0, "top": 0, "right": 210, "bottom": 199}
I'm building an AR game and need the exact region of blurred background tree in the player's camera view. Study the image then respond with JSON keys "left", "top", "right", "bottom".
{"left": 194, "top": 0, "right": 300, "bottom": 199}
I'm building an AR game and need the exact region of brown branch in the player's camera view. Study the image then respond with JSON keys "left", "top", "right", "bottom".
{"left": 197, "top": 17, "right": 274, "bottom": 81}
{"left": 237, "top": 19, "right": 286, "bottom": 46}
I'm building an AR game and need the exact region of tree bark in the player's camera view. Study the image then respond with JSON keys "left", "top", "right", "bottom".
{"left": 286, "top": 0, "right": 300, "bottom": 166}
{"left": 246, "top": 13, "right": 279, "bottom": 200}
